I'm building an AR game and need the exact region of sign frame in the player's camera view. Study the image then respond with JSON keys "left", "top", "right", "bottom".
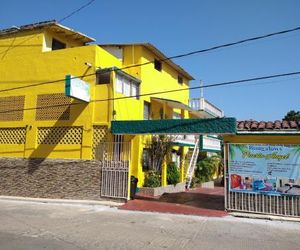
{"left": 65, "top": 75, "right": 90, "bottom": 102}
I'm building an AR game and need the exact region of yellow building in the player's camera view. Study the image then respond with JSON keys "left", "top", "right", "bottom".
{"left": 0, "top": 20, "right": 209, "bottom": 200}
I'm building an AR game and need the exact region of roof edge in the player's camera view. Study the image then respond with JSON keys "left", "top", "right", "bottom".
{"left": 0, "top": 20, "right": 95, "bottom": 43}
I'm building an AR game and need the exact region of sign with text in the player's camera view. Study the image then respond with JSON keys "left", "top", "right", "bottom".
{"left": 228, "top": 144, "right": 300, "bottom": 196}
{"left": 200, "top": 135, "right": 221, "bottom": 152}
{"left": 65, "top": 75, "right": 90, "bottom": 102}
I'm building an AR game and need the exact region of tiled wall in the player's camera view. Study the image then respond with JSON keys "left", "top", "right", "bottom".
{"left": 0, "top": 158, "right": 102, "bottom": 200}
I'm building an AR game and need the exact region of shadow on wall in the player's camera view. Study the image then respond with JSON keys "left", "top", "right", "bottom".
{"left": 27, "top": 99, "right": 87, "bottom": 174}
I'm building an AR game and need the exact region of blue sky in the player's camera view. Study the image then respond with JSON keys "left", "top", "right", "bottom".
{"left": 1, "top": 0, "right": 300, "bottom": 121}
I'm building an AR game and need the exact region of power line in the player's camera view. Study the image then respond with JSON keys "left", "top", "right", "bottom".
{"left": 94, "top": 70, "right": 300, "bottom": 102}
{"left": 2, "top": 25, "right": 300, "bottom": 93}
{"left": 166, "top": 26, "right": 300, "bottom": 61}
{"left": 0, "top": 0, "right": 97, "bottom": 56}
{"left": 59, "top": 0, "right": 97, "bottom": 23}
{"left": 0, "top": 70, "right": 299, "bottom": 114}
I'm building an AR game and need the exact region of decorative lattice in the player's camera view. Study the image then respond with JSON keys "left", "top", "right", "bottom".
{"left": 92, "top": 125, "right": 108, "bottom": 159}
{"left": 0, "top": 127, "right": 26, "bottom": 144}
{"left": 37, "top": 126, "right": 82, "bottom": 145}
{"left": 0, "top": 96, "right": 25, "bottom": 121}
{"left": 36, "top": 93, "right": 71, "bottom": 120}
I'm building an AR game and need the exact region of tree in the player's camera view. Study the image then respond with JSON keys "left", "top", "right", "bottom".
{"left": 145, "top": 135, "right": 175, "bottom": 172}
{"left": 283, "top": 110, "right": 300, "bottom": 121}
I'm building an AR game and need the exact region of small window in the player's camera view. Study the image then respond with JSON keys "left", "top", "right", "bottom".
{"left": 142, "top": 148, "right": 150, "bottom": 171}
{"left": 178, "top": 76, "right": 183, "bottom": 84}
{"left": 154, "top": 59, "right": 162, "bottom": 71}
{"left": 144, "top": 101, "right": 151, "bottom": 120}
{"left": 97, "top": 69, "right": 111, "bottom": 84}
{"left": 52, "top": 39, "right": 66, "bottom": 50}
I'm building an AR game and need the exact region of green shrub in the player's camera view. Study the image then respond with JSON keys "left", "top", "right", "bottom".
{"left": 195, "top": 155, "right": 221, "bottom": 183}
{"left": 167, "top": 162, "right": 180, "bottom": 185}
{"left": 143, "top": 171, "right": 161, "bottom": 188}
{"left": 190, "top": 176, "right": 199, "bottom": 188}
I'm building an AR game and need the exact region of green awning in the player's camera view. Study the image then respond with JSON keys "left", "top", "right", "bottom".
{"left": 111, "top": 118, "right": 236, "bottom": 135}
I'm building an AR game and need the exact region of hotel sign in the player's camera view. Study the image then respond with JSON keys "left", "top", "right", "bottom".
{"left": 200, "top": 135, "right": 221, "bottom": 152}
{"left": 65, "top": 75, "right": 90, "bottom": 102}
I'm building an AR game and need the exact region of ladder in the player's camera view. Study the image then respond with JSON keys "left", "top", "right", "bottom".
{"left": 185, "top": 137, "right": 200, "bottom": 189}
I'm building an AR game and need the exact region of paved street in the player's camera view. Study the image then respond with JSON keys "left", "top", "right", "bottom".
{"left": 0, "top": 200, "right": 299, "bottom": 250}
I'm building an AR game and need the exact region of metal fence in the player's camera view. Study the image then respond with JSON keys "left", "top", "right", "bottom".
{"left": 226, "top": 187, "right": 300, "bottom": 217}
{"left": 95, "top": 139, "right": 131, "bottom": 200}
{"left": 224, "top": 144, "right": 300, "bottom": 218}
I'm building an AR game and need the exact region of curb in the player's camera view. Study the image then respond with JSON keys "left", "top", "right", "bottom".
{"left": 229, "top": 212, "right": 300, "bottom": 222}
{"left": 0, "top": 196, "right": 124, "bottom": 207}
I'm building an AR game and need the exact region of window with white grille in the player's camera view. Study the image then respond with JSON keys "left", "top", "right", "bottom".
{"left": 115, "top": 74, "right": 139, "bottom": 99}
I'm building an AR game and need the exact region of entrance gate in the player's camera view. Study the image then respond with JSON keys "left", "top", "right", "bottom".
{"left": 95, "top": 136, "right": 131, "bottom": 199}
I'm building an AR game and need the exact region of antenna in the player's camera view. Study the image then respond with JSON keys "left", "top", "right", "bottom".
{"left": 200, "top": 80, "right": 204, "bottom": 98}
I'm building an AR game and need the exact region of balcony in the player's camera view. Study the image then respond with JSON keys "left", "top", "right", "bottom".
{"left": 189, "top": 98, "right": 224, "bottom": 118}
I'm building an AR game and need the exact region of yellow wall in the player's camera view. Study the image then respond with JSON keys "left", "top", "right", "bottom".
{"left": 140, "top": 46, "right": 189, "bottom": 106}
{"left": 108, "top": 44, "right": 192, "bottom": 186}
{"left": 0, "top": 31, "right": 44, "bottom": 57}
{"left": 103, "top": 44, "right": 191, "bottom": 121}
{"left": 0, "top": 29, "right": 122, "bottom": 160}
{"left": 0, "top": 31, "right": 193, "bottom": 187}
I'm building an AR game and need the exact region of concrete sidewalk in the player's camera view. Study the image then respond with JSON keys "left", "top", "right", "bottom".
{"left": 121, "top": 187, "right": 228, "bottom": 217}
{"left": 1, "top": 199, "right": 300, "bottom": 250}
{"left": 0, "top": 195, "right": 124, "bottom": 207}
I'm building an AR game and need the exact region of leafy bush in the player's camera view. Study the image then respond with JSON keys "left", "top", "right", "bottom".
{"left": 190, "top": 176, "right": 199, "bottom": 188}
{"left": 145, "top": 135, "right": 175, "bottom": 172}
{"left": 194, "top": 155, "right": 221, "bottom": 183}
{"left": 143, "top": 171, "right": 161, "bottom": 188}
{"left": 167, "top": 162, "right": 180, "bottom": 185}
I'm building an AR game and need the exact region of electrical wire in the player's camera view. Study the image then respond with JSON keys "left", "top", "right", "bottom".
{"left": 1, "top": 25, "right": 300, "bottom": 93}
{"left": 0, "top": 0, "right": 97, "bottom": 56}
{"left": 0, "top": 70, "right": 299, "bottom": 114}
{"left": 59, "top": 0, "right": 97, "bottom": 23}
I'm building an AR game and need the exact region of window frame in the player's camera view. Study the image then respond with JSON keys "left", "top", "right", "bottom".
{"left": 177, "top": 75, "right": 183, "bottom": 84}
{"left": 144, "top": 101, "right": 151, "bottom": 120}
{"left": 52, "top": 38, "right": 66, "bottom": 50}
{"left": 115, "top": 73, "right": 140, "bottom": 100}
{"left": 154, "top": 59, "right": 162, "bottom": 72}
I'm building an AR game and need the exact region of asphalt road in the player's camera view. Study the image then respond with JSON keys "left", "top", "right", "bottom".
{"left": 0, "top": 200, "right": 299, "bottom": 250}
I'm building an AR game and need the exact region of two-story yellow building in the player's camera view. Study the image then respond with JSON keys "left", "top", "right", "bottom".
{"left": 0, "top": 20, "right": 196, "bottom": 200}
{"left": 0, "top": 20, "right": 234, "bottom": 200}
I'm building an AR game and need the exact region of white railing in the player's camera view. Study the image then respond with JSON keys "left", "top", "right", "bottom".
{"left": 189, "top": 98, "right": 224, "bottom": 118}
